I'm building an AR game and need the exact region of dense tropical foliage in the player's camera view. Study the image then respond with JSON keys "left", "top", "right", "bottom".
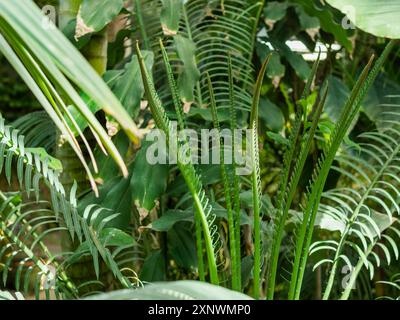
{"left": 1, "top": 0, "right": 400, "bottom": 300}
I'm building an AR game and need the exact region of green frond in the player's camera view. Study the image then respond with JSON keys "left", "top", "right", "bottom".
{"left": 288, "top": 40, "right": 396, "bottom": 300}
{"left": 266, "top": 54, "right": 322, "bottom": 299}
{"left": 136, "top": 42, "right": 220, "bottom": 285}
{"left": 0, "top": 116, "right": 138, "bottom": 298}
{"left": 249, "top": 56, "right": 269, "bottom": 299}
{"left": 312, "top": 119, "right": 400, "bottom": 299}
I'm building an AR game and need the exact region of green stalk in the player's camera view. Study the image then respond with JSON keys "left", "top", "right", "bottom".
{"left": 136, "top": 42, "right": 219, "bottom": 285}
{"left": 288, "top": 58, "right": 373, "bottom": 300}
{"left": 228, "top": 55, "right": 242, "bottom": 290}
{"left": 266, "top": 55, "right": 321, "bottom": 300}
{"left": 195, "top": 212, "right": 205, "bottom": 281}
{"left": 159, "top": 39, "right": 205, "bottom": 282}
{"left": 250, "top": 57, "right": 269, "bottom": 299}
{"left": 207, "top": 73, "right": 239, "bottom": 291}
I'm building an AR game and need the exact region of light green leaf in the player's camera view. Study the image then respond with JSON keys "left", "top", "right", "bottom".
{"left": 160, "top": 0, "right": 183, "bottom": 35}
{"left": 88, "top": 280, "right": 253, "bottom": 300}
{"left": 76, "top": 0, "right": 125, "bottom": 38}
{"left": 110, "top": 51, "right": 154, "bottom": 118}
{"left": 174, "top": 35, "right": 200, "bottom": 109}
{"left": 326, "top": 0, "right": 400, "bottom": 39}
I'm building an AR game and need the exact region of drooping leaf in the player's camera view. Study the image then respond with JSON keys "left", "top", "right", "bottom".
{"left": 264, "top": 1, "right": 289, "bottom": 22}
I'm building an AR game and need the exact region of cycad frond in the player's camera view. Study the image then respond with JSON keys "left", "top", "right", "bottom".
{"left": 0, "top": 116, "right": 137, "bottom": 298}
{"left": 288, "top": 40, "right": 397, "bottom": 300}
{"left": 182, "top": 0, "right": 260, "bottom": 111}
{"left": 312, "top": 119, "right": 400, "bottom": 299}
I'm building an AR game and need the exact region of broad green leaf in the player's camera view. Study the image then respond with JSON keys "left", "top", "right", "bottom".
{"left": 187, "top": 107, "right": 230, "bottom": 122}
{"left": 94, "top": 132, "right": 131, "bottom": 181}
{"left": 160, "top": 0, "right": 183, "bottom": 35}
{"left": 139, "top": 250, "right": 166, "bottom": 282}
{"left": 150, "top": 206, "right": 251, "bottom": 232}
{"left": 267, "top": 131, "right": 289, "bottom": 146}
{"left": 99, "top": 227, "right": 135, "bottom": 247}
{"left": 326, "top": 0, "right": 400, "bottom": 39}
{"left": 68, "top": 51, "right": 154, "bottom": 134}
{"left": 168, "top": 225, "right": 197, "bottom": 268}
{"left": 256, "top": 44, "right": 285, "bottom": 80}
{"left": 362, "top": 73, "right": 400, "bottom": 126}
{"left": 79, "top": 174, "right": 133, "bottom": 229}
{"left": 76, "top": 0, "right": 125, "bottom": 38}
{"left": 110, "top": 51, "right": 154, "bottom": 118}
{"left": 131, "top": 140, "right": 169, "bottom": 212}
{"left": 259, "top": 97, "right": 285, "bottom": 132}
{"left": 294, "top": 4, "right": 319, "bottom": 29}
{"left": 174, "top": 35, "right": 200, "bottom": 109}
{"left": 88, "top": 280, "right": 253, "bottom": 300}
{"left": 275, "top": 41, "right": 310, "bottom": 80}
{"left": 324, "top": 75, "right": 350, "bottom": 122}
{"left": 151, "top": 210, "right": 193, "bottom": 232}
{"left": 291, "top": 0, "right": 352, "bottom": 51}
{"left": 264, "top": 1, "right": 289, "bottom": 21}
{"left": 75, "top": 228, "right": 135, "bottom": 252}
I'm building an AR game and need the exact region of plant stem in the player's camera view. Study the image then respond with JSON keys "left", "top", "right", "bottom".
{"left": 250, "top": 57, "right": 269, "bottom": 299}
{"left": 195, "top": 210, "right": 205, "bottom": 281}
